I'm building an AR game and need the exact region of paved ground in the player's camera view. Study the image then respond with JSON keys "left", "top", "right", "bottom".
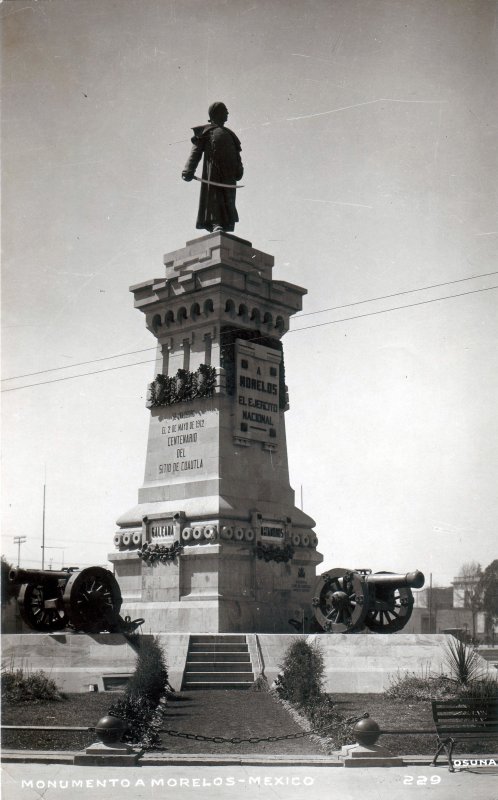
{"left": 2, "top": 762, "right": 497, "bottom": 800}
{"left": 158, "top": 690, "right": 321, "bottom": 754}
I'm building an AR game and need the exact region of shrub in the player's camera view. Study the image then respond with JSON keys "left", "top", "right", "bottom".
{"left": 273, "top": 638, "right": 354, "bottom": 751}
{"left": 305, "top": 696, "right": 355, "bottom": 750}
{"left": 459, "top": 676, "right": 498, "bottom": 705}
{"left": 1, "top": 666, "right": 64, "bottom": 704}
{"left": 126, "top": 636, "right": 169, "bottom": 706}
{"left": 108, "top": 695, "right": 162, "bottom": 749}
{"left": 275, "top": 639, "right": 324, "bottom": 705}
{"left": 107, "top": 635, "right": 169, "bottom": 749}
{"left": 384, "top": 671, "right": 457, "bottom": 702}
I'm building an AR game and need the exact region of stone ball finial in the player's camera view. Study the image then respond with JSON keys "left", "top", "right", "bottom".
{"left": 353, "top": 716, "right": 381, "bottom": 747}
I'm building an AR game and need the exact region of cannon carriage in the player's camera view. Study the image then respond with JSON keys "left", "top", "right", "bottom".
{"left": 9, "top": 566, "right": 143, "bottom": 634}
{"left": 312, "top": 567, "right": 425, "bottom": 633}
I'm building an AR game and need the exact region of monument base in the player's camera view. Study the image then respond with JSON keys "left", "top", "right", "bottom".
{"left": 111, "top": 541, "right": 321, "bottom": 633}
{"left": 110, "top": 233, "right": 323, "bottom": 633}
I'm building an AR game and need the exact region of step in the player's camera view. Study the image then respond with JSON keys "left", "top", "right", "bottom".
{"left": 189, "top": 643, "right": 248, "bottom": 653}
{"left": 183, "top": 671, "right": 253, "bottom": 683}
{"left": 185, "top": 662, "right": 253, "bottom": 673}
{"left": 189, "top": 635, "right": 246, "bottom": 644}
{"left": 187, "top": 651, "right": 251, "bottom": 663}
{"left": 182, "top": 681, "right": 253, "bottom": 690}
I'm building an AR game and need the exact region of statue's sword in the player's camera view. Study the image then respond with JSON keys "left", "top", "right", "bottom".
{"left": 193, "top": 176, "right": 245, "bottom": 189}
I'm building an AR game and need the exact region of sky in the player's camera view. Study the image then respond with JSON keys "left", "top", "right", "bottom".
{"left": 2, "top": 0, "right": 497, "bottom": 588}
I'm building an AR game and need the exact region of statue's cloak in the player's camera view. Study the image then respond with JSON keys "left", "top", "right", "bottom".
{"left": 183, "top": 123, "right": 244, "bottom": 232}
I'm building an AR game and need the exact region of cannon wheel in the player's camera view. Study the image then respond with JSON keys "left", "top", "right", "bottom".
{"left": 63, "top": 567, "right": 122, "bottom": 633}
{"left": 312, "top": 568, "right": 369, "bottom": 633}
{"left": 364, "top": 572, "right": 414, "bottom": 633}
{"left": 18, "top": 581, "right": 68, "bottom": 631}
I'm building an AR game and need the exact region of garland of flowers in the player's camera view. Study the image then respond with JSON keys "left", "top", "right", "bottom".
{"left": 146, "top": 364, "right": 217, "bottom": 408}
{"left": 138, "top": 540, "right": 183, "bottom": 564}
{"left": 256, "top": 542, "right": 294, "bottom": 563}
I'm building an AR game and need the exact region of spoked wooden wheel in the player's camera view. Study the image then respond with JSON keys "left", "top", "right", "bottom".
{"left": 364, "top": 572, "right": 414, "bottom": 633}
{"left": 19, "top": 581, "right": 68, "bottom": 631}
{"left": 312, "top": 568, "right": 369, "bottom": 633}
{"left": 63, "top": 567, "right": 122, "bottom": 632}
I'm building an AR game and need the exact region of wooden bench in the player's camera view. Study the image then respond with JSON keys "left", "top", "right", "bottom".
{"left": 431, "top": 698, "right": 498, "bottom": 772}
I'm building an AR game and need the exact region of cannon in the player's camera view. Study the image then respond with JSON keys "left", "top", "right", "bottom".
{"left": 311, "top": 567, "right": 425, "bottom": 634}
{"left": 9, "top": 566, "right": 143, "bottom": 634}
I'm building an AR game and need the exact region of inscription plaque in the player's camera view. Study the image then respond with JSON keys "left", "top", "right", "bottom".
{"left": 148, "top": 405, "right": 217, "bottom": 483}
{"left": 235, "top": 340, "right": 281, "bottom": 446}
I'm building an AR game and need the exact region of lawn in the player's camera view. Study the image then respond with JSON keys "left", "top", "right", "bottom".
{"left": 1, "top": 688, "right": 435, "bottom": 756}
{"left": 328, "top": 692, "right": 435, "bottom": 755}
{"left": 2, "top": 689, "right": 496, "bottom": 758}
{"left": 1, "top": 692, "right": 123, "bottom": 751}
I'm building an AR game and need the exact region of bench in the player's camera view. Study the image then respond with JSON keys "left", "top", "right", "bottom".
{"left": 431, "top": 698, "right": 498, "bottom": 772}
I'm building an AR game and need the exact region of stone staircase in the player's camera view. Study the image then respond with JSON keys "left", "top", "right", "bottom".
{"left": 182, "top": 635, "right": 254, "bottom": 689}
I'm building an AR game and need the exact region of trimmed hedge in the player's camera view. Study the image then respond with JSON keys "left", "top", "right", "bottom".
{"left": 274, "top": 638, "right": 354, "bottom": 751}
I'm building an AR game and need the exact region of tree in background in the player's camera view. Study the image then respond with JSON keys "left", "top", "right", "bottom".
{"left": 477, "top": 560, "right": 498, "bottom": 643}
{"left": 456, "top": 561, "right": 483, "bottom": 641}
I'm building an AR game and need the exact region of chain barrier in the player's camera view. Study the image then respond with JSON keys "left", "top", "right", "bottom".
{"left": 159, "top": 713, "right": 368, "bottom": 745}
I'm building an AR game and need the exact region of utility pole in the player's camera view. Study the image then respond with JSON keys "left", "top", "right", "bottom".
{"left": 41, "top": 479, "right": 46, "bottom": 569}
{"left": 428, "top": 572, "right": 433, "bottom": 633}
{"left": 13, "top": 536, "right": 27, "bottom": 567}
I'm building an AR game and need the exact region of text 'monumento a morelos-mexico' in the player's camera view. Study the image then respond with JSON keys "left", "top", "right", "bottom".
{"left": 108, "top": 233, "right": 322, "bottom": 632}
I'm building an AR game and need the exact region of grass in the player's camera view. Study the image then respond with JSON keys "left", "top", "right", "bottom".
{"left": 0, "top": 688, "right": 459, "bottom": 757}
{"left": 3, "top": 687, "right": 496, "bottom": 757}
{"left": 157, "top": 689, "right": 323, "bottom": 755}
{"left": 329, "top": 693, "right": 434, "bottom": 755}
{"left": 1, "top": 692, "right": 123, "bottom": 751}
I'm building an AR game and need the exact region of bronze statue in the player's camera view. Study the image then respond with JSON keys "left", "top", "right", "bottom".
{"left": 182, "top": 102, "right": 243, "bottom": 233}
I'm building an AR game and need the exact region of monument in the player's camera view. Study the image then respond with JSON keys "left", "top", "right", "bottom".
{"left": 108, "top": 230, "right": 322, "bottom": 632}
{"left": 107, "top": 102, "right": 322, "bottom": 632}
{"left": 4, "top": 104, "right": 475, "bottom": 696}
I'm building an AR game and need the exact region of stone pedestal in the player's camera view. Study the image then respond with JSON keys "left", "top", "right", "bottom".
{"left": 338, "top": 743, "right": 403, "bottom": 768}
{"left": 74, "top": 742, "right": 141, "bottom": 766}
{"left": 108, "top": 233, "right": 322, "bottom": 632}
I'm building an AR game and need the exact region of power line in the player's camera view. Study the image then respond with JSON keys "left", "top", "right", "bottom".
{"left": 2, "top": 284, "right": 497, "bottom": 394}
{"left": 1, "top": 346, "right": 156, "bottom": 382}
{"left": 1, "top": 357, "right": 156, "bottom": 393}
{"left": 289, "top": 284, "right": 498, "bottom": 334}
{"left": 4, "top": 557, "right": 109, "bottom": 568}
{"left": 3, "top": 270, "right": 497, "bottom": 383}
{"left": 294, "top": 269, "right": 498, "bottom": 318}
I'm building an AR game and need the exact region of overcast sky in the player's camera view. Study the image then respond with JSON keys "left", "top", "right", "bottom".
{"left": 2, "top": 0, "right": 497, "bottom": 587}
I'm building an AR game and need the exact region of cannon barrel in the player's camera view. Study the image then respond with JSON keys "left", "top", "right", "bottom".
{"left": 363, "top": 570, "right": 425, "bottom": 590}
{"left": 9, "top": 567, "right": 74, "bottom": 585}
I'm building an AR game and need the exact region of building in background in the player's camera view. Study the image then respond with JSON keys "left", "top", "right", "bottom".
{"left": 405, "top": 571, "right": 492, "bottom": 643}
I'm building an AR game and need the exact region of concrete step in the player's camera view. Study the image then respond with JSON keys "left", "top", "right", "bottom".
{"left": 187, "top": 651, "right": 250, "bottom": 663}
{"left": 183, "top": 671, "right": 254, "bottom": 683}
{"left": 189, "top": 643, "right": 248, "bottom": 653}
{"left": 189, "top": 635, "right": 246, "bottom": 644}
{"left": 185, "top": 661, "right": 253, "bottom": 673}
{"left": 182, "top": 681, "right": 253, "bottom": 690}
{"left": 182, "top": 634, "right": 254, "bottom": 690}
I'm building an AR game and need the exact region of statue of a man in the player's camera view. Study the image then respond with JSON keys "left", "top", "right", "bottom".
{"left": 182, "top": 102, "right": 243, "bottom": 233}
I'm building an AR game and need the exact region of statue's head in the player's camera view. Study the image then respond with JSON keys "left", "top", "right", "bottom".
{"left": 209, "top": 102, "right": 228, "bottom": 126}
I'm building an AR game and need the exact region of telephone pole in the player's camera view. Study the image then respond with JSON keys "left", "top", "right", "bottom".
{"left": 41, "top": 477, "right": 46, "bottom": 569}
{"left": 13, "top": 536, "right": 27, "bottom": 567}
